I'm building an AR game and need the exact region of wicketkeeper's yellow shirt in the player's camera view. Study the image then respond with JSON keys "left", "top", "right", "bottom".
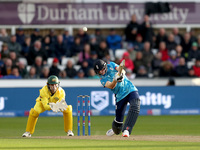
{"left": 36, "top": 85, "right": 65, "bottom": 110}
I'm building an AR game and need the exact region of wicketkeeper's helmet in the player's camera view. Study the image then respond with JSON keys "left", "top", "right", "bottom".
{"left": 93, "top": 59, "right": 107, "bottom": 75}
{"left": 47, "top": 75, "right": 60, "bottom": 84}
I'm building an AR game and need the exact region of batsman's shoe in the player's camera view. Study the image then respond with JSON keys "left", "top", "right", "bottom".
{"left": 122, "top": 130, "right": 129, "bottom": 137}
{"left": 22, "top": 132, "right": 31, "bottom": 137}
{"left": 67, "top": 130, "right": 74, "bottom": 136}
{"left": 106, "top": 129, "right": 115, "bottom": 136}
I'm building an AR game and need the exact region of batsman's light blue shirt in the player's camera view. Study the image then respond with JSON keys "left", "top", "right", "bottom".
{"left": 100, "top": 61, "right": 138, "bottom": 102}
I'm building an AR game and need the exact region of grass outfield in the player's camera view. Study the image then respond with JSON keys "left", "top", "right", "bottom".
{"left": 0, "top": 115, "right": 200, "bottom": 150}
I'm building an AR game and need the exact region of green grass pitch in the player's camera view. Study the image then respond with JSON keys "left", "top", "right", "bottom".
{"left": 0, "top": 115, "right": 200, "bottom": 150}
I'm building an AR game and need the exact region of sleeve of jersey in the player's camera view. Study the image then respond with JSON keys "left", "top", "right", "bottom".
{"left": 110, "top": 62, "right": 119, "bottom": 70}
{"left": 40, "top": 87, "right": 51, "bottom": 111}
{"left": 58, "top": 88, "right": 66, "bottom": 102}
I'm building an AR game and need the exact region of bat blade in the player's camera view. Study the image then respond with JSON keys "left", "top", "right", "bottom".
{"left": 118, "top": 59, "right": 125, "bottom": 75}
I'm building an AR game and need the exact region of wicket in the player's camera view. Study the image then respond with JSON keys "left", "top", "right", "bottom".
{"left": 77, "top": 95, "right": 91, "bottom": 136}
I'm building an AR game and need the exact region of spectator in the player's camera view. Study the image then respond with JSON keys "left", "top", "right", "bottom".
{"left": 172, "top": 27, "right": 183, "bottom": 45}
{"left": 64, "top": 59, "right": 77, "bottom": 78}
{"left": 16, "top": 27, "right": 25, "bottom": 46}
{"left": 168, "top": 50, "right": 179, "bottom": 68}
{"left": 188, "top": 42, "right": 200, "bottom": 61}
{"left": 1, "top": 43, "right": 10, "bottom": 60}
{"left": 142, "top": 41, "right": 154, "bottom": 72}
{"left": 18, "top": 61, "right": 28, "bottom": 78}
{"left": 51, "top": 34, "right": 69, "bottom": 62}
{"left": 125, "top": 14, "right": 139, "bottom": 42}
{"left": 27, "top": 40, "right": 48, "bottom": 65}
{"left": 74, "top": 69, "right": 85, "bottom": 79}
{"left": 9, "top": 51, "right": 19, "bottom": 66}
{"left": 140, "top": 15, "right": 155, "bottom": 46}
{"left": 8, "top": 35, "right": 22, "bottom": 56}
{"left": 106, "top": 28, "right": 122, "bottom": 54}
{"left": 89, "top": 34, "right": 99, "bottom": 52}
{"left": 76, "top": 28, "right": 90, "bottom": 45}
{"left": 126, "top": 43, "right": 137, "bottom": 61}
{"left": 126, "top": 68, "right": 135, "bottom": 80}
{"left": 21, "top": 36, "right": 31, "bottom": 59}
{"left": 1, "top": 58, "right": 13, "bottom": 76}
{"left": 136, "top": 65, "right": 148, "bottom": 78}
{"left": 159, "top": 42, "right": 169, "bottom": 61}
{"left": 166, "top": 33, "right": 177, "bottom": 51}
{"left": 78, "top": 43, "right": 91, "bottom": 64}
{"left": 63, "top": 28, "right": 74, "bottom": 49}
{"left": 2, "top": 65, "right": 22, "bottom": 79}
{"left": 188, "top": 68, "right": 196, "bottom": 77}
{"left": 31, "top": 28, "right": 42, "bottom": 44}
{"left": 95, "top": 28, "right": 105, "bottom": 45}
{"left": 42, "top": 36, "right": 52, "bottom": 57}
{"left": 152, "top": 51, "right": 162, "bottom": 77}
{"left": 88, "top": 68, "right": 99, "bottom": 79}
{"left": 40, "top": 65, "right": 50, "bottom": 78}
{"left": 192, "top": 59, "right": 200, "bottom": 77}
{"left": 46, "top": 29, "right": 57, "bottom": 44}
{"left": 133, "top": 51, "right": 145, "bottom": 73}
{"left": 81, "top": 60, "right": 90, "bottom": 77}
{"left": 88, "top": 51, "right": 98, "bottom": 68}
{"left": 49, "top": 57, "right": 61, "bottom": 77}
{"left": 180, "top": 32, "right": 192, "bottom": 57}
{"left": 0, "top": 28, "right": 10, "bottom": 43}
{"left": 133, "top": 34, "right": 144, "bottom": 51}
{"left": 33, "top": 56, "right": 43, "bottom": 76}
{"left": 175, "top": 57, "right": 188, "bottom": 77}
{"left": 97, "top": 41, "right": 109, "bottom": 59}
{"left": 120, "top": 52, "right": 134, "bottom": 72}
{"left": 26, "top": 66, "right": 39, "bottom": 79}
{"left": 70, "top": 36, "right": 83, "bottom": 57}
{"left": 155, "top": 28, "right": 168, "bottom": 49}
{"left": 175, "top": 45, "right": 184, "bottom": 58}
{"left": 159, "top": 61, "right": 175, "bottom": 77}
{"left": 189, "top": 29, "right": 197, "bottom": 43}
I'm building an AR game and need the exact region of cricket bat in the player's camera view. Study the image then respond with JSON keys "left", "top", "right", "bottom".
{"left": 118, "top": 59, "right": 125, "bottom": 75}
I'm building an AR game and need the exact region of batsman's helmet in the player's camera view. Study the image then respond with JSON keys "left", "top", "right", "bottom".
{"left": 47, "top": 75, "right": 60, "bottom": 84}
{"left": 93, "top": 59, "right": 107, "bottom": 74}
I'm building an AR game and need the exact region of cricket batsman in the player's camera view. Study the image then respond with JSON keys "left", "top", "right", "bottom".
{"left": 22, "top": 75, "right": 74, "bottom": 137}
{"left": 94, "top": 59, "right": 140, "bottom": 137}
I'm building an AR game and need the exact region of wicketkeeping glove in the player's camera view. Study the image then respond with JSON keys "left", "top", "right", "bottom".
{"left": 56, "top": 99, "right": 68, "bottom": 112}
{"left": 49, "top": 103, "right": 60, "bottom": 113}
{"left": 114, "top": 72, "right": 124, "bottom": 82}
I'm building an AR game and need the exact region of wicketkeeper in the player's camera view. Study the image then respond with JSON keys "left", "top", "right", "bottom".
{"left": 22, "top": 75, "right": 74, "bottom": 137}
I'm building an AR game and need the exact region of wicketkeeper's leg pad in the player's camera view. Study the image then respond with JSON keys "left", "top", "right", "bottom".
{"left": 112, "top": 119, "right": 123, "bottom": 135}
{"left": 63, "top": 105, "right": 73, "bottom": 132}
{"left": 26, "top": 108, "right": 39, "bottom": 134}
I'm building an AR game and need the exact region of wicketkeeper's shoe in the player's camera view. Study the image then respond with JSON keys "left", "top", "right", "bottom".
{"left": 22, "top": 132, "right": 31, "bottom": 137}
{"left": 67, "top": 130, "right": 74, "bottom": 136}
{"left": 106, "top": 129, "right": 115, "bottom": 136}
{"left": 122, "top": 130, "right": 129, "bottom": 137}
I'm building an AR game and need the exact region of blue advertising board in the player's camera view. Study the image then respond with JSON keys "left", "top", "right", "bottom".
{"left": 0, "top": 86, "right": 199, "bottom": 117}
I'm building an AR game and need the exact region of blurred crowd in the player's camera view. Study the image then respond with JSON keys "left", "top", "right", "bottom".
{"left": 0, "top": 14, "right": 200, "bottom": 79}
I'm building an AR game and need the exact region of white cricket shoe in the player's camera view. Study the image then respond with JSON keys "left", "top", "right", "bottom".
{"left": 122, "top": 130, "right": 129, "bottom": 137}
{"left": 67, "top": 130, "right": 74, "bottom": 136}
{"left": 106, "top": 129, "right": 115, "bottom": 136}
{"left": 22, "top": 132, "right": 31, "bottom": 137}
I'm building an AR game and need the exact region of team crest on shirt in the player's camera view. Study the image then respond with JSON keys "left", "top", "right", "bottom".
{"left": 54, "top": 97, "right": 59, "bottom": 101}
{"left": 110, "top": 68, "right": 113, "bottom": 70}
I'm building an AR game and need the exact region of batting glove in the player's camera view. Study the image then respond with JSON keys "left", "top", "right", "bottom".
{"left": 114, "top": 72, "right": 124, "bottom": 82}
